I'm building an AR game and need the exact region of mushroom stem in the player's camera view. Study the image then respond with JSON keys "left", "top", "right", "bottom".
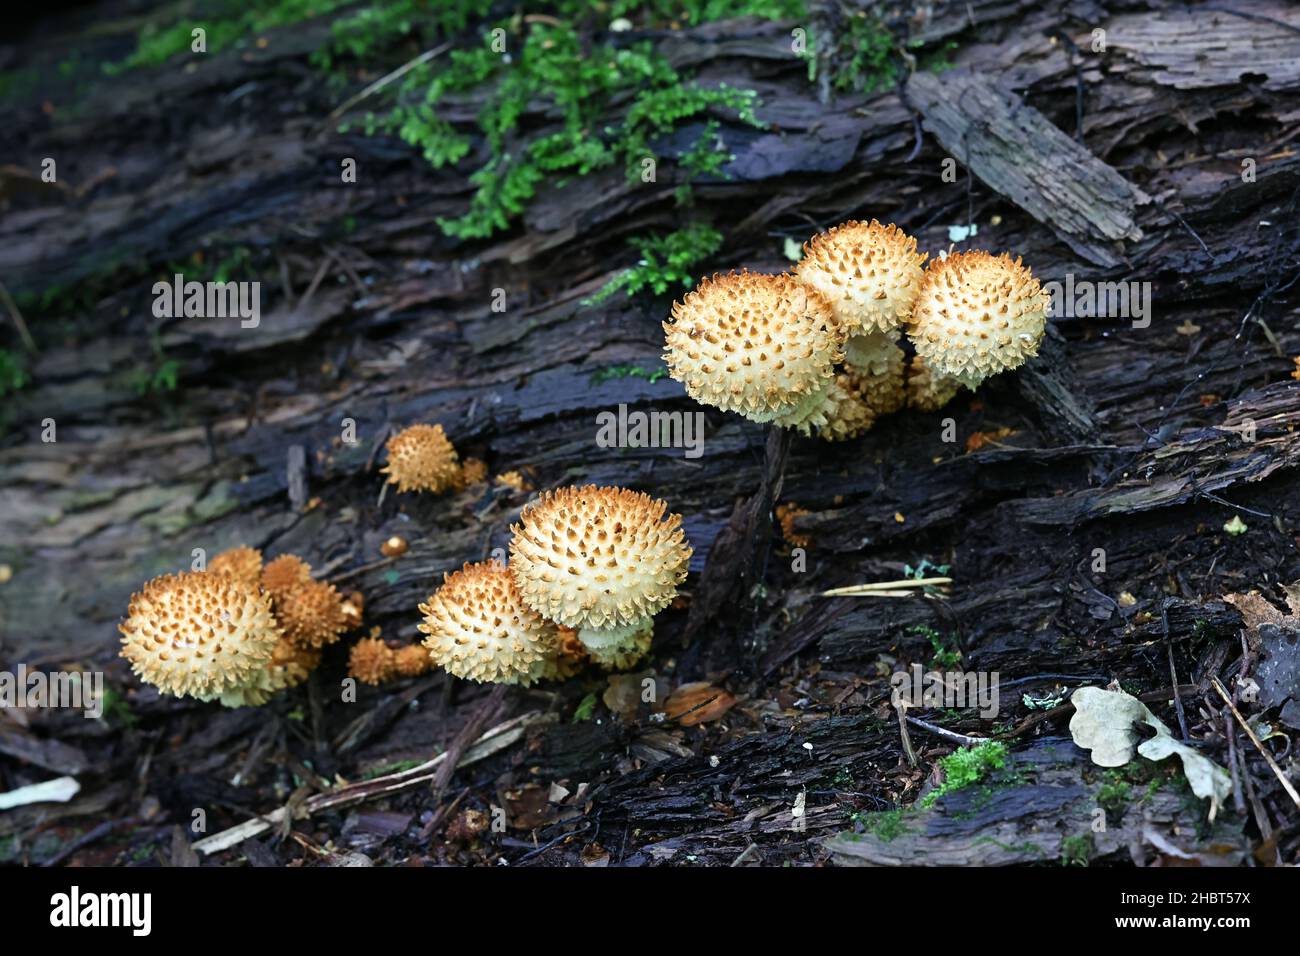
{"left": 576, "top": 618, "right": 652, "bottom": 654}
{"left": 683, "top": 424, "right": 792, "bottom": 650}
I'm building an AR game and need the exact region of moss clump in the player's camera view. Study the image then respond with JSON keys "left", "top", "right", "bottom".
{"left": 107, "top": 0, "right": 355, "bottom": 73}
{"left": 1097, "top": 770, "right": 1132, "bottom": 816}
{"left": 1060, "top": 833, "right": 1092, "bottom": 867}
{"left": 589, "top": 364, "right": 668, "bottom": 386}
{"left": 0, "top": 350, "right": 30, "bottom": 399}
{"left": 851, "top": 807, "right": 910, "bottom": 842}
{"left": 588, "top": 224, "right": 724, "bottom": 304}
{"left": 920, "top": 740, "right": 1009, "bottom": 808}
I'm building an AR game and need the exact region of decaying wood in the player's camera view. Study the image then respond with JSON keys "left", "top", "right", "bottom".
{"left": 1, "top": 0, "right": 1299, "bottom": 865}
{"left": 823, "top": 738, "right": 1250, "bottom": 866}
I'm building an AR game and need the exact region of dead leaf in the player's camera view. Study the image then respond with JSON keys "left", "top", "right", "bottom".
{"left": 603, "top": 671, "right": 650, "bottom": 720}
{"left": 663, "top": 682, "right": 735, "bottom": 726}
{"left": 1069, "top": 687, "right": 1231, "bottom": 820}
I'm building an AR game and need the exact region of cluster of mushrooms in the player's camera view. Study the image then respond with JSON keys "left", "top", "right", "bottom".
{"left": 380, "top": 423, "right": 486, "bottom": 494}
{"left": 662, "top": 219, "right": 1050, "bottom": 439}
{"left": 118, "top": 546, "right": 363, "bottom": 706}
{"left": 416, "top": 485, "right": 693, "bottom": 686}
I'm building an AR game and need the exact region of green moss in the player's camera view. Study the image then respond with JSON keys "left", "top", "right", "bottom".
{"left": 588, "top": 224, "right": 723, "bottom": 304}
{"left": 1060, "top": 833, "right": 1092, "bottom": 867}
{"left": 572, "top": 692, "right": 598, "bottom": 722}
{"left": 589, "top": 364, "right": 668, "bottom": 385}
{"left": 1098, "top": 770, "right": 1131, "bottom": 815}
{"left": 831, "top": 11, "right": 895, "bottom": 93}
{"left": 107, "top": 0, "right": 355, "bottom": 73}
{"left": 0, "top": 350, "right": 30, "bottom": 398}
{"left": 851, "top": 807, "right": 910, "bottom": 842}
{"left": 920, "top": 740, "right": 1009, "bottom": 808}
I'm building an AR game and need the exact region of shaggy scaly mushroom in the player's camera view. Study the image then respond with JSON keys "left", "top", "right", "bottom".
{"left": 418, "top": 560, "right": 561, "bottom": 684}
{"left": 663, "top": 270, "right": 844, "bottom": 429}
{"left": 119, "top": 571, "right": 280, "bottom": 705}
{"left": 206, "top": 545, "right": 326, "bottom": 705}
{"left": 908, "top": 250, "right": 1049, "bottom": 389}
{"left": 508, "top": 485, "right": 691, "bottom": 660}
{"left": 262, "top": 554, "right": 351, "bottom": 650}
{"left": 381, "top": 423, "right": 461, "bottom": 494}
{"left": 795, "top": 219, "right": 927, "bottom": 337}
{"left": 207, "top": 545, "right": 263, "bottom": 586}
{"left": 348, "top": 636, "right": 397, "bottom": 686}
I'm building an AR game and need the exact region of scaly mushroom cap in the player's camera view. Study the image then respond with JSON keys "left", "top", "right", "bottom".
{"left": 381, "top": 424, "right": 460, "bottom": 494}
{"left": 208, "top": 545, "right": 263, "bottom": 586}
{"left": 663, "top": 270, "right": 843, "bottom": 423}
{"left": 509, "top": 485, "right": 693, "bottom": 630}
{"left": 908, "top": 251, "right": 1049, "bottom": 387}
{"left": 419, "top": 560, "right": 561, "bottom": 684}
{"left": 521, "top": 629, "right": 591, "bottom": 685}
{"left": 795, "top": 220, "right": 927, "bottom": 335}
{"left": 262, "top": 554, "right": 311, "bottom": 593}
{"left": 394, "top": 643, "right": 433, "bottom": 678}
{"left": 906, "top": 355, "right": 964, "bottom": 412}
{"left": 349, "top": 637, "right": 396, "bottom": 686}
{"left": 454, "top": 457, "right": 488, "bottom": 490}
{"left": 262, "top": 555, "right": 349, "bottom": 649}
{"left": 119, "top": 572, "right": 279, "bottom": 701}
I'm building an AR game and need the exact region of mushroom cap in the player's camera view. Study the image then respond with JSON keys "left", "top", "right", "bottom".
{"left": 419, "top": 560, "right": 561, "bottom": 684}
{"left": 781, "top": 333, "right": 905, "bottom": 442}
{"left": 906, "top": 355, "right": 964, "bottom": 412}
{"left": 393, "top": 643, "right": 432, "bottom": 678}
{"left": 349, "top": 636, "right": 396, "bottom": 686}
{"left": 454, "top": 457, "right": 488, "bottom": 490}
{"left": 509, "top": 485, "right": 693, "bottom": 630}
{"left": 663, "top": 270, "right": 843, "bottom": 423}
{"left": 119, "top": 571, "right": 280, "bottom": 701}
{"left": 262, "top": 555, "right": 349, "bottom": 649}
{"left": 208, "top": 545, "right": 263, "bottom": 586}
{"left": 262, "top": 554, "right": 311, "bottom": 592}
{"left": 795, "top": 220, "right": 927, "bottom": 335}
{"left": 908, "top": 251, "right": 1049, "bottom": 387}
{"left": 381, "top": 424, "right": 460, "bottom": 494}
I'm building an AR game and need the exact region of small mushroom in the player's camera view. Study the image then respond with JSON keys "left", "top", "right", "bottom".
{"left": 663, "top": 270, "right": 843, "bottom": 427}
{"left": 119, "top": 571, "right": 279, "bottom": 704}
{"left": 262, "top": 554, "right": 350, "bottom": 649}
{"left": 418, "top": 560, "right": 561, "bottom": 684}
{"left": 348, "top": 636, "right": 397, "bottom": 686}
{"left": 393, "top": 643, "right": 433, "bottom": 678}
{"left": 905, "top": 355, "right": 964, "bottom": 412}
{"left": 380, "top": 535, "right": 408, "bottom": 558}
{"left": 207, "top": 545, "right": 263, "bottom": 586}
{"left": 907, "top": 250, "right": 1049, "bottom": 388}
{"left": 201, "top": 546, "right": 326, "bottom": 705}
{"left": 381, "top": 424, "right": 461, "bottom": 494}
{"left": 508, "top": 485, "right": 692, "bottom": 658}
{"left": 453, "top": 457, "right": 488, "bottom": 490}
